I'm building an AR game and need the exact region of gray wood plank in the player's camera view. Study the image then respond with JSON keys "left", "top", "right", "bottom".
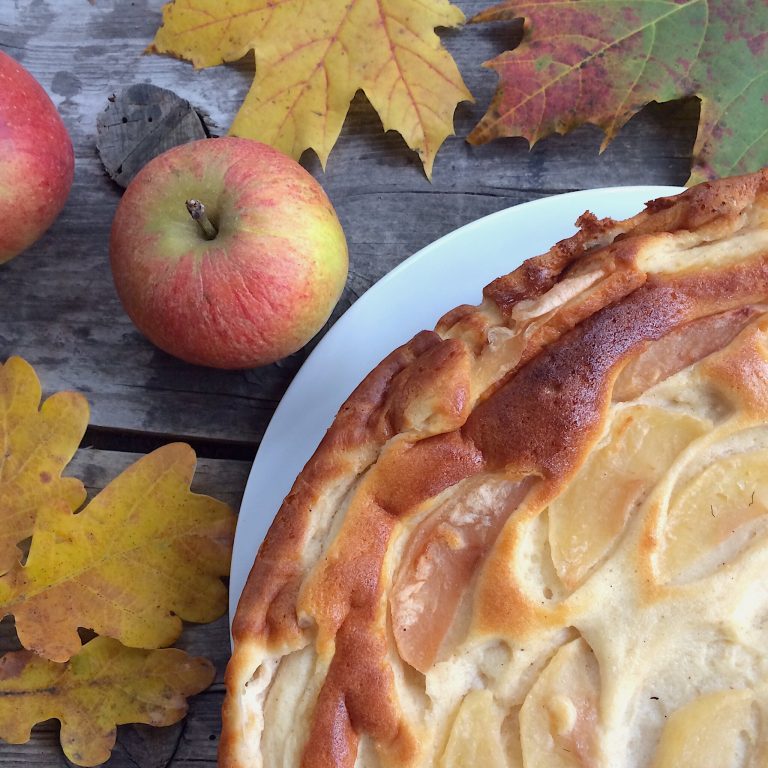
{"left": 0, "top": 0, "right": 699, "bottom": 445}
{"left": 0, "top": 448, "right": 249, "bottom": 767}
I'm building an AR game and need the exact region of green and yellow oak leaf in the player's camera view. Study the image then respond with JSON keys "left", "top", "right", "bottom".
{"left": 0, "top": 443, "right": 235, "bottom": 662}
{"left": 0, "top": 357, "right": 88, "bottom": 577}
{"left": 149, "top": 0, "right": 472, "bottom": 177}
{"left": 0, "top": 636, "right": 214, "bottom": 767}
{"left": 469, "top": 0, "right": 768, "bottom": 183}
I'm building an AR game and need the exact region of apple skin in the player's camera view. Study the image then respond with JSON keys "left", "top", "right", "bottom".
{"left": 0, "top": 51, "right": 74, "bottom": 264}
{"left": 109, "top": 137, "right": 349, "bottom": 369}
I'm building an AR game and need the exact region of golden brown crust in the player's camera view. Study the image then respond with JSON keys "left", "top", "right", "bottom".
{"left": 221, "top": 169, "right": 768, "bottom": 768}
{"left": 482, "top": 210, "right": 623, "bottom": 315}
{"left": 231, "top": 330, "right": 441, "bottom": 645}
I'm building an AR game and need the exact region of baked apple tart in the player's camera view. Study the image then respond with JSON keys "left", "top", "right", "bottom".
{"left": 221, "top": 170, "right": 768, "bottom": 768}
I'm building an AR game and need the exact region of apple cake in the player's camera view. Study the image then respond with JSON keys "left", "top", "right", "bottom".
{"left": 221, "top": 170, "right": 768, "bottom": 767}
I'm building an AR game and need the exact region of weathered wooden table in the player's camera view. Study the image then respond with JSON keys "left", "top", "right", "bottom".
{"left": 0, "top": 1, "right": 700, "bottom": 765}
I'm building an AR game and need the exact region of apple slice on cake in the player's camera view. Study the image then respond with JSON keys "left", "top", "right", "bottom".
{"left": 222, "top": 170, "right": 768, "bottom": 768}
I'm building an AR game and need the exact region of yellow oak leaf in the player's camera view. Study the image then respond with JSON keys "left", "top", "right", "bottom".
{"left": 0, "top": 636, "right": 214, "bottom": 767}
{"left": 149, "top": 0, "right": 472, "bottom": 177}
{"left": 0, "top": 357, "right": 88, "bottom": 576}
{"left": 0, "top": 443, "right": 235, "bottom": 662}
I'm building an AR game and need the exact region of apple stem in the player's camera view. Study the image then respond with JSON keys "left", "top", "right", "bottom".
{"left": 186, "top": 199, "right": 218, "bottom": 240}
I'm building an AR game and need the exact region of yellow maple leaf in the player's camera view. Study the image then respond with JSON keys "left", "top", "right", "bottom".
{"left": 149, "top": 0, "right": 472, "bottom": 177}
{"left": 0, "top": 357, "right": 88, "bottom": 576}
{"left": 0, "top": 636, "right": 214, "bottom": 767}
{"left": 0, "top": 443, "right": 235, "bottom": 662}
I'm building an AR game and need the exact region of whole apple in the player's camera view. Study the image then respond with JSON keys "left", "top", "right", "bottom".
{"left": 0, "top": 51, "right": 74, "bottom": 263}
{"left": 109, "top": 137, "right": 348, "bottom": 369}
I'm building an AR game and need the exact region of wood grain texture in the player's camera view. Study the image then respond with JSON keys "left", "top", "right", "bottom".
{"left": 0, "top": 448, "right": 249, "bottom": 767}
{"left": 0, "top": 0, "right": 699, "bottom": 446}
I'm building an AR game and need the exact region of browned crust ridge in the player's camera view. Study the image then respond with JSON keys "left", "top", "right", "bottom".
{"left": 221, "top": 170, "right": 768, "bottom": 768}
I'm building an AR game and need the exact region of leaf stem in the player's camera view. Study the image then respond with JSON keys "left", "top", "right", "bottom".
{"left": 185, "top": 199, "right": 218, "bottom": 240}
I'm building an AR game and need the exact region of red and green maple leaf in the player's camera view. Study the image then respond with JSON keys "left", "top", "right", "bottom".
{"left": 469, "top": 0, "right": 768, "bottom": 182}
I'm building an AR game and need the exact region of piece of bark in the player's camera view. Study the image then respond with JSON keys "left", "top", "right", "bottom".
{"left": 96, "top": 84, "right": 209, "bottom": 188}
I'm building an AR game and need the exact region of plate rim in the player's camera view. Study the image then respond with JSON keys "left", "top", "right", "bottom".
{"left": 229, "top": 184, "right": 685, "bottom": 625}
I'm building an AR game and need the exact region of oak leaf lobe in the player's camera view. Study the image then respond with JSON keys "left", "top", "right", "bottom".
{"left": 0, "top": 357, "right": 88, "bottom": 576}
{"left": 0, "top": 443, "right": 235, "bottom": 662}
{"left": 0, "top": 636, "right": 214, "bottom": 767}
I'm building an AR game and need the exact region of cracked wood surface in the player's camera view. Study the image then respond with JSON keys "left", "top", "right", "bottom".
{"left": 0, "top": 0, "right": 699, "bottom": 764}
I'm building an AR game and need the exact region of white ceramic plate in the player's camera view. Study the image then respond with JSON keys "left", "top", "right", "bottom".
{"left": 229, "top": 184, "right": 684, "bottom": 622}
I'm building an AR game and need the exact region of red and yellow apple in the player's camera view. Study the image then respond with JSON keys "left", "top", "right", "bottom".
{"left": 109, "top": 137, "right": 348, "bottom": 369}
{"left": 0, "top": 51, "right": 74, "bottom": 264}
